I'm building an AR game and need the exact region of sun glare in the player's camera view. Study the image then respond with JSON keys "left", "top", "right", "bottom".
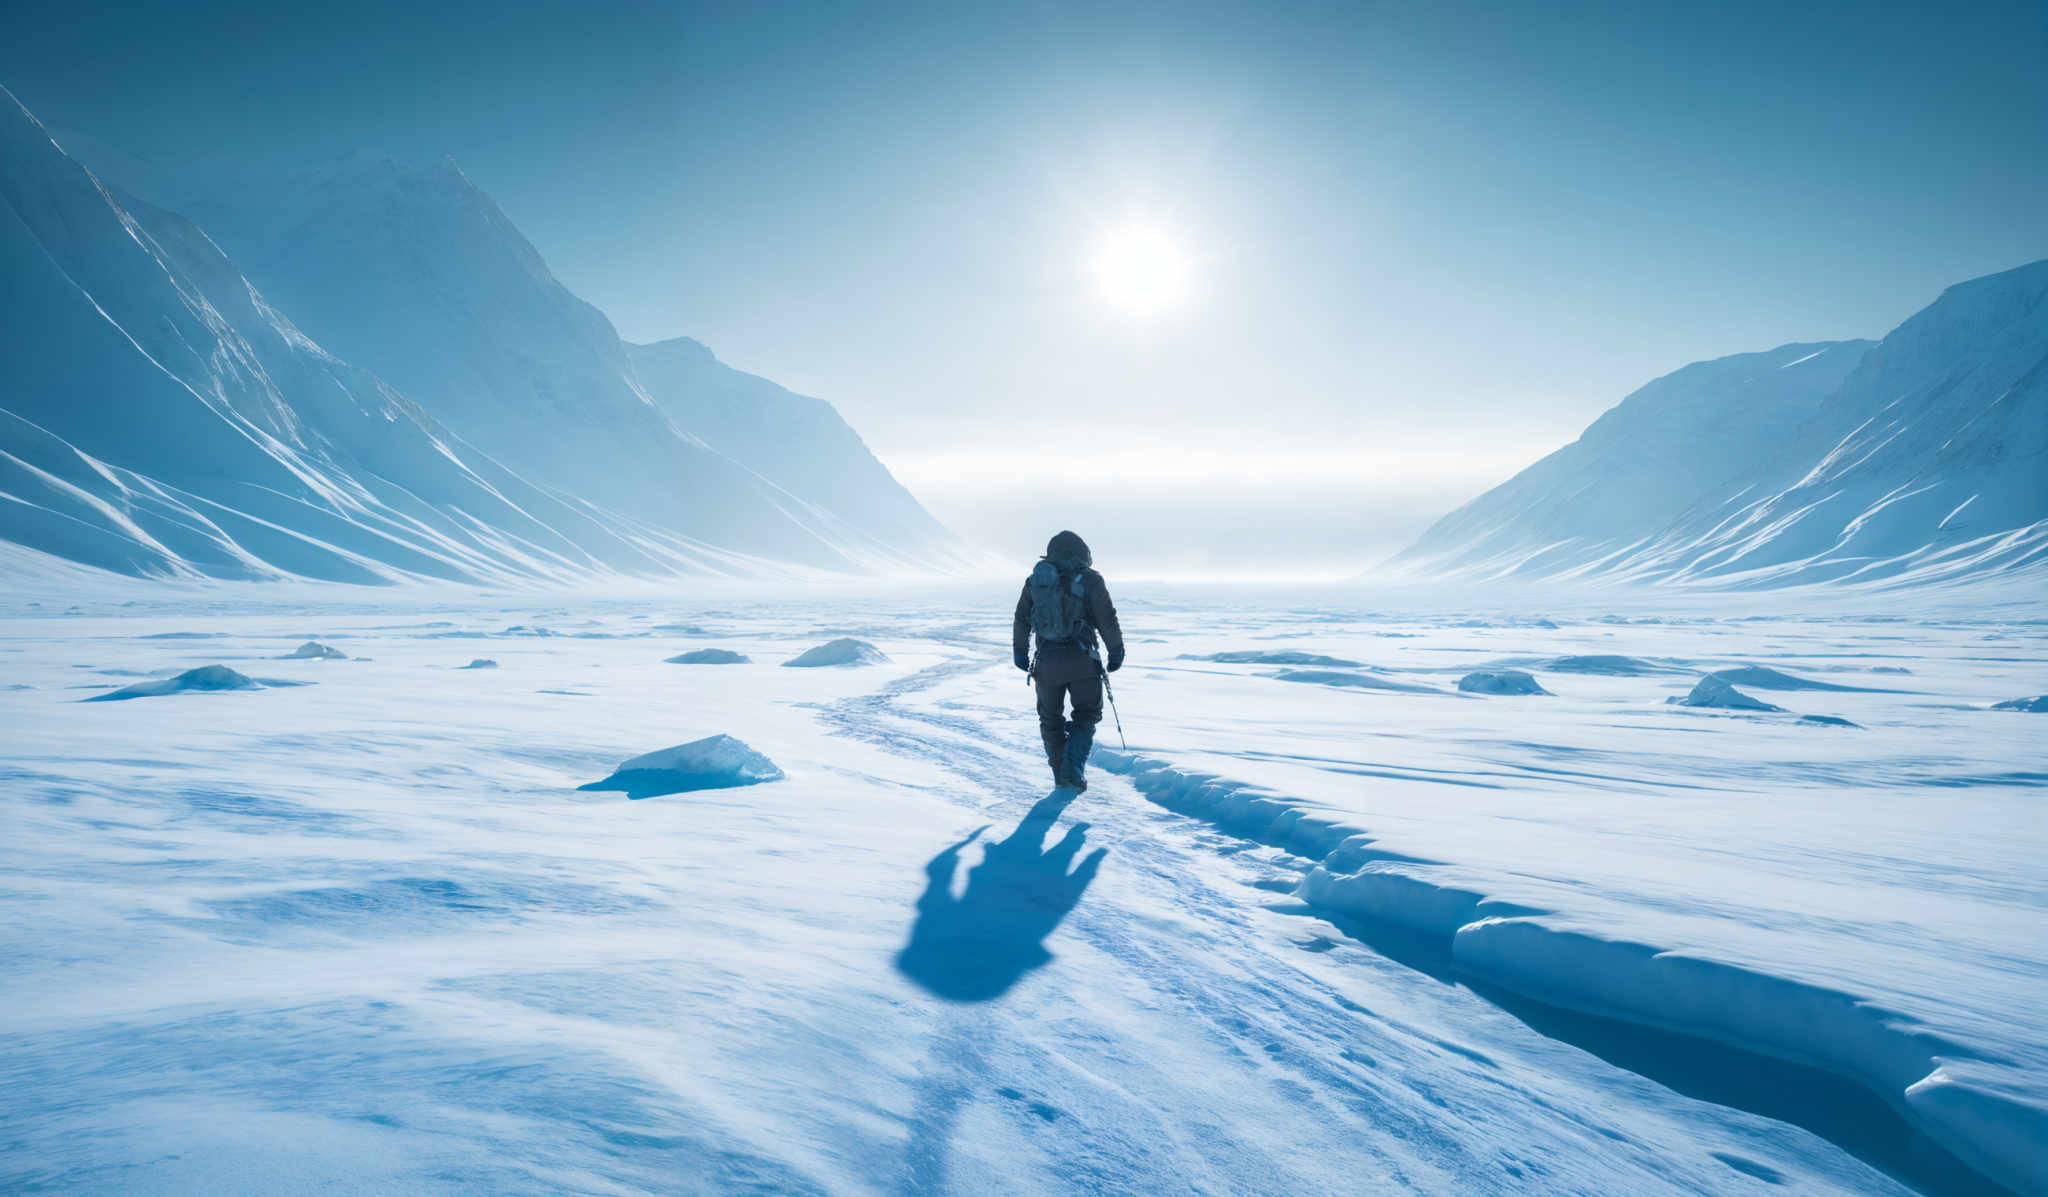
{"left": 1091, "top": 221, "right": 1190, "bottom": 316}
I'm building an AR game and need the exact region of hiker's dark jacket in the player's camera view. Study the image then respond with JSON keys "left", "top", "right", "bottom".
{"left": 1014, "top": 531, "right": 1123, "bottom": 686}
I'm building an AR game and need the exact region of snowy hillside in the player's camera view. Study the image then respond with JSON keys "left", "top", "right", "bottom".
{"left": 1396, "top": 261, "right": 2048, "bottom": 588}
{"left": 1, "top": 87, "right": 733, "bottom": 584}
{"left": 628, "top": 337, "right": 965, "bottom": 567}
{"left": 147, "top": 150, "right": 967, "bottom": 573}
{"left": 1, "top": 90, "right": 967, "bottom": 582}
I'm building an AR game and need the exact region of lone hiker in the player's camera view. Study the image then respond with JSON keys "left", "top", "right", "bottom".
{"left": 1014, "top": 530, "right": 1124, "bottom": 792}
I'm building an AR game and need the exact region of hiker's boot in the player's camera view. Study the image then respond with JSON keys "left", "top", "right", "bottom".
{"left": 1041, "top": 724, "right": 1068, "bottom": 789}
{"left": 1060, "top": 719, "right": 1096, "bottom": 793}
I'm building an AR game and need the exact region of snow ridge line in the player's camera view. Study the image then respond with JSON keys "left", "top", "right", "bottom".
{"left": 1092, "top": 748, "right": 2044, "bottom": 1197}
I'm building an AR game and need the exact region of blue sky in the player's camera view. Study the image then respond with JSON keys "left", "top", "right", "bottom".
{"left": 6, "top": 0, "right": 2045, "bottom": 574}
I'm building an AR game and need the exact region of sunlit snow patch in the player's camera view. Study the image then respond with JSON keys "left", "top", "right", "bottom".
{"left": 1457, "top": 670, "right": 1551, "bottom": 695}
{"left": 82, "top": 665, "right": 306, "bottom": 702}
{"left": 577, "top": 734, "right": 785, "bottom": 799}
{"left": 782, "top": 638, "right": 887, "bottom": 667}
{"left": 1668, "top": 676, "right": 1785, "bottom": 712}
{"left": 667, "top": 649, "right": 750, "bottom": 665}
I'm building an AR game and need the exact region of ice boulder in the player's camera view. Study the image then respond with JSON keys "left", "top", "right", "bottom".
{"left": 782, "top": 638, "right": 888, "bottom": 668}
{"left": 1990, "top": 695, "right": 2048, "bottom": 712}
{"left": 281, "top": 641, "right": 347, "bottom": 660}
{"left": 460, "top": 658, "right": 498, "bottom": 670}
{"left": 1667, "top": 676, "right": 1785, "bottom": 713}
{"left": 667, "top": 649, "right": 750, "bottom": 665}
{"left": 1457, "top": 670, "right": 1551, "bottom": 696}
{"left": 85, "top": 665, "right": 264, "bottom": 702}
{"left": 1799, "top": 714, "right": 1860, "bottom": 728}
{"left": 577, "top": 734, "right": 785, "bottom": 799}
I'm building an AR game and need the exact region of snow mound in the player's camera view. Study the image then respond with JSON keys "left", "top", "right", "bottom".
{"left": 1272, "top": 669, "right": 1441, "bottom": 694}
{"left": 459, "top": 659, "right": 498, "bottom": 670}
{"left": 280, "top": 641, "right": 347, "bottom": 660}
{"left": 1989, "top": 695, "right": 2048, "bottom": 712}
{"left": 1707, "top": 665, "right": 1872, "bottom": 692}
{"left": 1457, "top": 670, "right": 1551, "bottom": 696}
{"left": 666, "top": 649, "right": 750, "bottom": 665}
{"left": 1799, "top": 714, "right": 1860, "bottom": 728}
{"left": 1871, "top": 665, "right": 1913, "bottom": 675}
{"left": 1093, "top": 748, "right": 2047, "bottom": 1197}
{"left": 84, "top": 665, "right": 263, "bottom": 702}
{"left": 1668, "top": 676, "right": 1786, "bottom": 712}
{"left": 1186, "top": 650, "right": 1363, "bottom": 667}
{"left": 577, "top": 734, "right": 785, "bottom": 799}
{"left": 782, "top": 638, "right": 888, "bottom": 668}
{"left": 1545, "top": 654, "right": 1668, "bottom": 675}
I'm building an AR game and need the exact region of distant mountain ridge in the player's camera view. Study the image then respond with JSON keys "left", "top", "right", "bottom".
{"left": 0, "top": 87, "right": 972, "bottom": 583}
{"left": 1393, "top": 259, "right": 2048, "bottom": 588}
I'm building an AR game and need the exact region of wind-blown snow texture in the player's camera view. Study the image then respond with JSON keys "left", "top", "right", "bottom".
{"left": 0, "top": 88, "right": 968, "bottom": 583}
{"left": 2, "top": 586, "right": 2040, "bottom": 1195}
{"left": 1398, "top": 260, "right": 2048, "bottom": 588}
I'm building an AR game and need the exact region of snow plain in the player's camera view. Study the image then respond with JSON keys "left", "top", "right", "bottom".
{"left": 1, "top": 583, "right": 2041, "bottom": 1195}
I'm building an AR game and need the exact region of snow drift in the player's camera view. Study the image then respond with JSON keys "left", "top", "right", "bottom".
{"left": 1093, "top": 748, "right": 2047, "bottom": 1197}
{"left": 84, "top": 665, "right": 273, "bottom": 701}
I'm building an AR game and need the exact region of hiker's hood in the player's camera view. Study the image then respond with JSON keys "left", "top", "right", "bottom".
{"left": 1045, "top": 530, "right": 1092, "bottom": 570}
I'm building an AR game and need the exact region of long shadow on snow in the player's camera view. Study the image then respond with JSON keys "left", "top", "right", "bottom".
{"left": 1292, "top": 904, "right": 2018, "bottom": 1197}
{"left": 896, "top": 792, "right": 1106, "bottom": 1002}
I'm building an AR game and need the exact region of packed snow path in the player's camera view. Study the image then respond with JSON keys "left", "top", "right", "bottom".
{"left": 0, "top": 589, "right": 2039, "bottom": 1195}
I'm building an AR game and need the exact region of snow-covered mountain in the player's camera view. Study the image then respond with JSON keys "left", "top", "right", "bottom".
{"left": 1395, "top": 260, "right": 2048, "bottom": 588}
{"left": 626, "top": 337, "right": 958, "bottom": 561}
{"left": 1, "top": 88, "right": 969, "bottom": 583}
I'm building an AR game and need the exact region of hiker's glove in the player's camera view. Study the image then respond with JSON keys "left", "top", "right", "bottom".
{"left": 1015, "top": 650, "right": 1030, "bottom": 673}
{"left": 1106, "top": 652, "right": 1123, "bottom": 673}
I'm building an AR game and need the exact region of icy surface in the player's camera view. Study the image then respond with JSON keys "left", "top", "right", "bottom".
{"left": 1, "top": 586, "right": 2042, "bottom": 1195}
{"left": 1989, "top": 695, "right": 2047, "bottom": 713}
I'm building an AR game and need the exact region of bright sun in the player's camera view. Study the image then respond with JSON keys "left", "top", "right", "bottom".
{"left": 1091, "top": 222, "right": 1190, "bottom": 316}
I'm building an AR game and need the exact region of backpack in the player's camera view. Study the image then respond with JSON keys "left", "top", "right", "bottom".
{"left": 1026, "top": 560, "right": 1091, "bottom": 646}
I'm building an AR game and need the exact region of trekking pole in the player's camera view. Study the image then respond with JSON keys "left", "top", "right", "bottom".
{"left": 1102, "top": 666, "right": 1127, "bottom": 751}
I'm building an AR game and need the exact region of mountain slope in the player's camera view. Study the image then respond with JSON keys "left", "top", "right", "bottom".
{"left": 1393, "top": 260, "right": 2048, "bottom": 588}
{"left": 1, "top": 86, "right": 808, "bottom": 584}
{"left": 147, "top": 153, "right": 965, "bottom": 572}
{"left": 1395, "top": 341, "right": 1873, "bottom": 577}
{"left": 626, "top": 337, "right": 965, "bottom": 568}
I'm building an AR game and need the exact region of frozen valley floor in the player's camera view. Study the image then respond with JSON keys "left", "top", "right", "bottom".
{"left": 0, "top": 588, "right": 2042, "bottom": 1195}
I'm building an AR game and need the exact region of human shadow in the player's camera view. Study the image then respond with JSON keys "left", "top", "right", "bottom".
{"left": 895, "top": 792, "right": 1107, "bottom": 1002}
